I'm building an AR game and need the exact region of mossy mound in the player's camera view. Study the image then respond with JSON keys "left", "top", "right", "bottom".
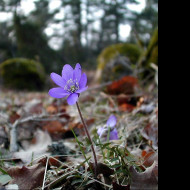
{"left": 0, "top": 58, "right": 46, "bottom": 90}
{"left": 145, "top": 27, "right": 158, "bottom": 66}
{"left": 95, "top": 43, "right": 142, "bottom": 82}
{"left": 138, "top": 27, "right": 158, "bottom": 80}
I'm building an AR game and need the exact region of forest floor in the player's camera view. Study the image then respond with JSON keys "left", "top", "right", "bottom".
{"left": 0, "top": 76, "right": 158, "bottom": 190}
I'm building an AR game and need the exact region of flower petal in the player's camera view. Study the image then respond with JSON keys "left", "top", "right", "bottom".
{"left": 62, "top": 64, "right": 74, "bottom": 81}
{"left": 99, "top": 128, "right": 108, "bottom": 139}
{"left": 97, "top": 127, "right": 104, "bottom": 136}
{"left": 73, "top": 63, "right": 82, "bottom": 83}
{"left": 107, "top": 115, "right": 117, "bottom": 129}
{"left": 79, "top": 73, "right": 87, "bottom": 88}
{"left": 67, "top": 93, "right": 79, "bottom": 105}
{"left": 109, "top": 128, "right": 119, "bottom": 140}
{"left": 49, "top": 88, "right": 69, "bottom": 98}
{"left": 75, "top": 86, "right": 88, "bottom": 93}
{"left": 50, "top": 72, "right": 66, "bottom": 88}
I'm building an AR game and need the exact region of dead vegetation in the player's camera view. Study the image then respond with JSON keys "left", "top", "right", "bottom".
{"left": 0, "top": 76, "right": 158, "bottom": 190}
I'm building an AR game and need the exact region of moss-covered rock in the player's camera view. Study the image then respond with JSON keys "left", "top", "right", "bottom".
{"left": 0, "top": 58, "right": 46, "bottom": 90}
{"left": 95, "top": 43, "right": 142, "bottom": 82}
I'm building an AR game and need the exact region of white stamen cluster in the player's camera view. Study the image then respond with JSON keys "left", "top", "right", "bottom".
{"left": 64, "top": 78, "right": 79, "bottom": 93}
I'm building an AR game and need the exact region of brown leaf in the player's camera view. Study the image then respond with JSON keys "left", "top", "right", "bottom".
{"left": 139, "top": 151, "right": 157, "bottom": 171}
{"left": 46, "top": 102, "right": 67, "bottom": 114}
{"left": 48, "top": 157, "right": 62, "bottom": 167}
{"left": 130, "top": 161, "right": 158, "bottom": 190}
{"left": 46, "top": 105, "right": 58, "bottom": 114}
{"left": 143, "top": 152, "right": 158, "bottom": 168}
{"left": 42, "top": 121, "right": 66, "bottom": 134}
{"left": 112, "top": 182, "right": 130, "bottom": 190}
{"left": 38, "top": 157, "right": 62, "bottom": 168}
{"left": 119, "top": 103, "right": 135, "bottom": 112}
{"left": 106, "top": 76, "right": 138, "bottom": 95}
{"left": 7, "top": 163, "right": 45, "bottom": 190}
{"left": 77, "top": 118, "right": 95, "bottom": 129}
{"left": 117, "top": 94, "right": 140, "bottom": 112}
{"left": 141, "top": 122, "right": 158, "bottom": 149}
{"left": 141, "top": 150, "right": 147, "bottom": 157}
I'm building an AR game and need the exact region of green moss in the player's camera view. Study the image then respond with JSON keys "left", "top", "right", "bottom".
{"left": 137, "top": 27, "right": 158, "bottom": 81}
{"left": 98, "top": 43, "right": 142, "bottom": 70}
{"left": 144, "top": 27, "right": 158, "bottom": 66}
{"left": 96, "top": 43, "right": 142, "bottom": 82}
{"left": 0, "top": 58, "right": 46, "bottom": 90}
{"left": 147, "top": 45, "right": 158, "bottom": 65}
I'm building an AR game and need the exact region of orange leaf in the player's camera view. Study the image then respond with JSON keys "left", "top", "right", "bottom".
{"left": 119, "top": 103, "right": 135, "bottom": 112}
{"left": 143, "top": 152, "right": 158, "bottom": 168}
{"left": 106, "top": 76, "right": 138, "bottom": 95}
{"left": 46, "top": 105, "right": 58, "bottom": 114}
{"left": 42, "top": 121, "right": 66, "bottom": 134}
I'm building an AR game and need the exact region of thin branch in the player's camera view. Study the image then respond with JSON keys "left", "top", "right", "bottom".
{"left": 42, "top": 156, "right": 49, "bottom": 190}
{"left": 8, "top": 113, "right": 68, "bottom": 152}
{"left": 44, "top": 169, "right": 75, "bottom": 189}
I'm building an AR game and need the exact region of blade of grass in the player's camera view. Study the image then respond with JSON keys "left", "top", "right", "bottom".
{"left": 71, "top": 129, "right": 93, "bottom": 174}
{"left": 0, "top": 167, "right": 8, "bottom": 175}
{"left": 107, "top": 127, "right": 111, "bottom": 142}
{"left": 71, "top": 129, "right": 88, "bottom": 161}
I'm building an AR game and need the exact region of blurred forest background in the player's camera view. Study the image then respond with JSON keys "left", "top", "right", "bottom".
{"left": 0, "top": 0, "right": 158, "bottom": 90}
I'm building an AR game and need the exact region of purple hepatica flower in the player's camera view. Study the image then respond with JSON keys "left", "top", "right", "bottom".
{"left": 107, "top": 115, "right": 117, "bottom": 130}
{"left": 49, "top": 63, "right": 88, "bottom": 105}
{"left": 97, "top": 115, "right": 119, "bottom": 140}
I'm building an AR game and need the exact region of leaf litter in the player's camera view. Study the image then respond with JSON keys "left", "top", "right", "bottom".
{"left": 0, "top": 77, "right": 158, "bottom": 190}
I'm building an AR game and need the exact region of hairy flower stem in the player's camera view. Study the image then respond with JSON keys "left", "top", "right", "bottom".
{"left": 76, "top": 102, "right": 98, "bottom": 177}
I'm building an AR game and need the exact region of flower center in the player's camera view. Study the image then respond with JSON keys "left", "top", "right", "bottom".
{"left": 64, "top": 79, "right": 79, "bottom": 93}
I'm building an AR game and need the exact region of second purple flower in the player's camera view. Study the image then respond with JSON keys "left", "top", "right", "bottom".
{"left": 49, "top": 63, "right": 88, "bottom": 105}
{"left": 97, "top": 115, "right": 119, "bottom": 141}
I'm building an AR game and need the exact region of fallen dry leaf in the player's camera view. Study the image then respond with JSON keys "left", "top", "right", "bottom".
{"left": 7, "top": 162, "right": 45, "bottom": 190}
{"left": 143, "top": 152, "right": 158, "bottom": 168}
{"left": 106, "top": 76, "right": 138, "bottom": 95}
{"left": 42, "top": 120, "right": 66, "bottom": 134}
{"left": 141, "top": 122, "right": 158, "bottom": 150}
{"left": 117, "top": 94, "right": 140, "bottom": 112}
{"left": 119, "top": 103, "right": 135, "bottom": 112}
{"left": 130, "top": 160, "right": 158, "bottom": 190}
{"left": 13, "top": 129, "right": 52, "bottom": 163}
{"left": 46, "top": 105, "right": 58, "bottom": 114}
